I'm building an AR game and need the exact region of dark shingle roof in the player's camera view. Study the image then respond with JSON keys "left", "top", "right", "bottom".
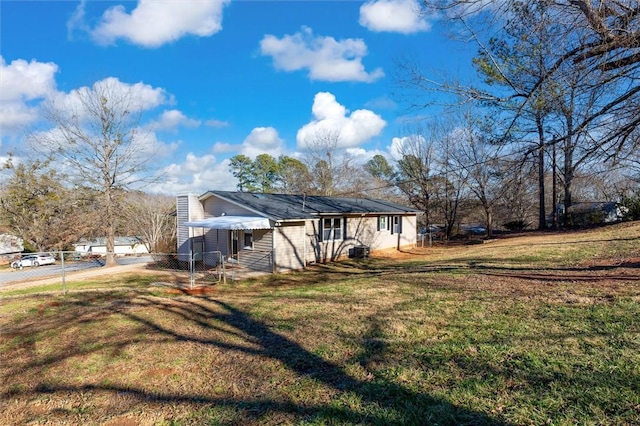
{"left": 202, "top": 191, "right": 420, "bottom": 221}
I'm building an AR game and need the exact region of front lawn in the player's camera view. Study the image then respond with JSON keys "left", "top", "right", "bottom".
{"left": 1, "top": 223, "right": 639, "bottom": 425}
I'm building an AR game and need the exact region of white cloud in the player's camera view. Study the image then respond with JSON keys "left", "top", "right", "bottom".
{"left": 88, "top": 0, "right": 231, "bottom": 48}
{"left": 0, "top": 57, "right": 58, "bottom": 102}
{"left": 149, "top": 109, "right": 200, "bottom": 132}
{"left": 297, "top": 92, "right": 386, "bottom": 149}
{"left": 132, "top": 130, "right": 179, "bottom": 159}
{"left": 240, "top": 127, "right": 285, "bottom": 158}
{"left": 49, "top": 77, "right": 170, "bottom": 122}
{"left": 359, "top": 0, "right": 432, "bottom": 34}
{"left": 388, "top": 134, "right": 426, "bottom": 159}
{"left": 346, "top": 147, "right": 368, "bottom": 159}
{"left": 150, "top": 154, "right": 236, "bottom": 195}
{"left": 212, "top": 142, "right": 236, "bottom": 154}
{"left": 205, "top": 119, "right": 230, "bottom": 128}
{"left": 0, "top": 103, "right": 39, "bottom": 135}
{"left": 365, "top": 96, "right": 398, "bottom": 110}
{"left": 67, "top": 0, "right": 89, "bottom": 39}
{"left": 346, "top": 147, "right": 391, "bottom": 165}
{"left": 260, "top": 26, "right": 384, "bottom": 83}
{"left": 0, "top": 56, "right": 59, "bottom": 134}
{"left": 99, "top": 77, "right": 171, "bottom": 111}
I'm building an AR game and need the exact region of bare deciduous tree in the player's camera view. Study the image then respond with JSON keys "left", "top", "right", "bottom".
{"left": 421, "top": 0, "right": 640, "bottom": 157}
{"left": 450, "top": 118, "right": 509, "bottom": 238}
{"left": 32, "top": 79, "right": 159, "bottom": 266}
{"left": 121, "top": 192, "right": 176, "bottom": 253}
{"left": 302, "top": 130, "right": 367, "bottom": 196}
{"left": 392, "top": 125, "right": 440, "bottom": 232}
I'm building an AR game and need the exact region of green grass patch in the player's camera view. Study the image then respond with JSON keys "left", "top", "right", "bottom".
{"left": 0, "top": 274, "right": 169, "bottom": 297}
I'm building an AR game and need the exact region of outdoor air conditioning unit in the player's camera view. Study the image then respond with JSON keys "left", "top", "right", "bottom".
{"left": 350, "top": 245, "right": 370, "bottom": 259}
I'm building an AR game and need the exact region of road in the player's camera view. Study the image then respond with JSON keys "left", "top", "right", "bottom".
{"left": 1, "top": 256, "right": 152, "bottom": 286}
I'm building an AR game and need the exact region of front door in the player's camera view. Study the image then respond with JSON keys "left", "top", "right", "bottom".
{"left": 229, "top": 230, "right": 239, "bottom": 260}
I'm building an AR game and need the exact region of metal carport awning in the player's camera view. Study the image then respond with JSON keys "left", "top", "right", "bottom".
{"left": 185, "top": 216, "right": 273, "bottom": 230}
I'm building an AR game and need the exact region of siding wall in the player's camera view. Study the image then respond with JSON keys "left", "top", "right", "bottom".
{"left": 237, "top": 229, "right": 273, "bottom": 272}
{"left": 176, "top": 194, "right": 205, "bottom": 260}
{"left": 369, "top": 215, "right": 417, "bottom": 250}
{"left": 304, "top": 214, "right": 417, "bottom": 264}
{"left": 203, "top": 228, "right": 228, "bottom": 260}
{"left": 202, "top": 196, "right": 257, "bottom": 217}
{"left": 274, "top": 221, "right": 307, "bottom": 271}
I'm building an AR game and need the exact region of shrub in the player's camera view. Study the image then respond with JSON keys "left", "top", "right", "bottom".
{"left": 622, "top": 194, "right": 640, "bottom": 220}
{"left": 503, "top": 220, "right": 530, "bottom": 231}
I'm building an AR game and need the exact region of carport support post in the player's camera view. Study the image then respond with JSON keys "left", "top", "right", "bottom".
{"left": 189, "top": 249, "right": 195, "bottom": 289}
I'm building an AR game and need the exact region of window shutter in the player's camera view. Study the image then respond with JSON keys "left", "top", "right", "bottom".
{"left": 387, "top": 216, "right": 391, "bottom": 230}
{"left": 399, "top": 216, "right": 403, "bottom": 234}
{"left": 343, "top": 217, "right": 347, "bottom": 240}
{"left": 391, "top": 216, "right": 394, "bottom": 235}
{"left": 377, "top": 216, "right": 381, "bottom": 231}
{"left": 318, "top": 219, "right": 323, "bottom": 242}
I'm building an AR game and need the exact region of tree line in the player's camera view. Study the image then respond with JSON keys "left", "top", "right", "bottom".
{"left": 1, "top": 156, "right": 176, "bottom": 255}
{"left": 228, "top": 115, "right": 639, "bottom": 241}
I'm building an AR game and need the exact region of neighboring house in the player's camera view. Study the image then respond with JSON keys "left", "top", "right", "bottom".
{"left": 0, "top": 234, "right": 24, "bottom": 263}
{"left": 176, "top": 191, "right": 420, "bottom": 273}
{"left": 563, "top": 202, "right": 628, "bottom": 227}
{"left": 74, "top": 236, "right": 149, "bottom": 256}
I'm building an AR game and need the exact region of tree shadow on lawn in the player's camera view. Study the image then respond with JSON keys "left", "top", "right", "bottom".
{"left": 2, "top": 292, "right": 509, "bottom": 425}
{"left": 243, "top": 261, "right": 464, "bottom": 291}
{"left": 126, "top": 297, "right": 509, "bottom": 425}
{"left": 457, "top": 262, "right": 640, "bottom": 283}
{"left": 274, "top": 252, "right": 640, "bottom": 290}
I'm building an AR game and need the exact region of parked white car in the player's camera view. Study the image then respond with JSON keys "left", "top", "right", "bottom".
{"left": 11, "top": 254, "right": 56, "bottom": 268}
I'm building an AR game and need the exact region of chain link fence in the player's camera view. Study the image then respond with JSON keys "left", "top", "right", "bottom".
{"left": 147, "top": 251, "right": 225, "bottom": 287}
{"left": 1, "top": 250, "right": 229, "bottom": 291}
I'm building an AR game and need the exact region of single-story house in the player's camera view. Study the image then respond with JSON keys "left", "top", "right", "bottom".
{"left": 563, "top": 202, "right": 628, "bottom": 227}
{"left": 74, "top": 236, "right": 149, "bottom": 256}
{"left": 176, "top": 191, "right": 421, "bottom": 273}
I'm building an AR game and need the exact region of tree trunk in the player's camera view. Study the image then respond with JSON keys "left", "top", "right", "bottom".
{"left": 537, "top": 145, "right": 546, "bottom": 230}
{"left": 552, "top": 139, "right": 558, "bottom": 229}
{"left": 483, "top": 200, "right": 493, "bottom": 238}
{"left": 564, "top": 117, "right": 575, "bottom": 213}
{"left": 105, "top": 188, "right": 117, "bottom": 267}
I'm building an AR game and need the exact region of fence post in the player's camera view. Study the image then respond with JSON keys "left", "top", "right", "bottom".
{"left": 60, "top": 250, "right": 67, "bottom": 295}
{"left": 222, "top": 253, "right": 226, "bottom": 285}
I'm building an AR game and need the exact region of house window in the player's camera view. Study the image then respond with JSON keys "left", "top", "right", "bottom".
{"left": 378, "top": 216, "right": 387, "bottom": 231}
{"left": 392, "top": 216, "right": 402, "bottom": 234}
{"left": 323, "top": 217, "right": 342, "bottom": 241}
{"left": 243, "top": 230, "right": 253, "bottom": 249}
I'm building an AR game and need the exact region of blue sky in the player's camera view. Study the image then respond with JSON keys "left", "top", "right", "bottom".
{"left": 1, "top": 0, "right": 477, "bottom": 195}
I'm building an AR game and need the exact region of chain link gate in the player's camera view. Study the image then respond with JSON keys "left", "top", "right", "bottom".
{"left": 189, "top": 250, "right": 224, "bottom": 288}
